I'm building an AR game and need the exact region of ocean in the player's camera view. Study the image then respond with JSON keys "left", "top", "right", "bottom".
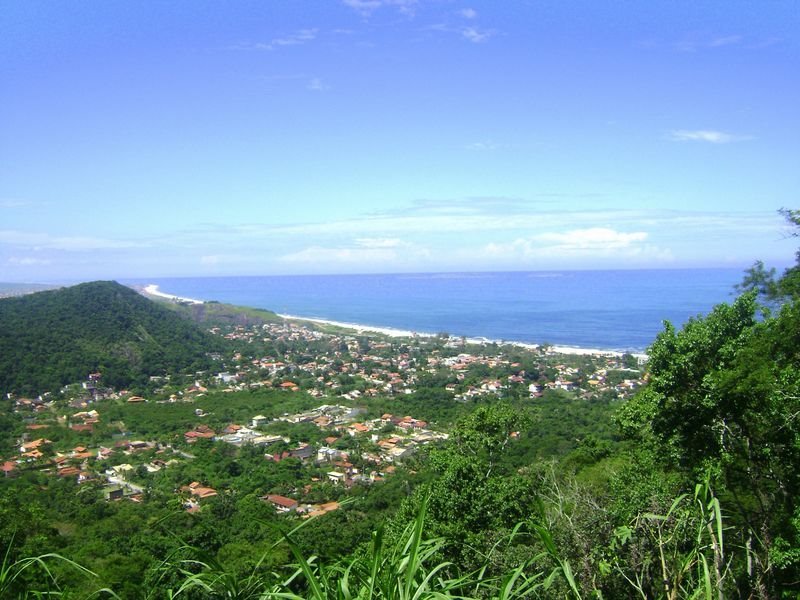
{"left": 124, "top": 269, "right": 745, "bottom": 353}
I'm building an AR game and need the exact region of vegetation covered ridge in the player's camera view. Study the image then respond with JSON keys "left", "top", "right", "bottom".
{"left": 0, "top": 281, "right": 223, "bottom": 396}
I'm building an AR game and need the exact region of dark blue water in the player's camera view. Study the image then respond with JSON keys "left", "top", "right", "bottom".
{"left": 124, "top": 269, "right": 744, "bottom": 352}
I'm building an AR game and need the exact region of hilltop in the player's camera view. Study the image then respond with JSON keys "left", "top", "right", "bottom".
{"left": 147, "top": 293, "right": 283, "bottom": 328}
{"left": 0, "top": 281, "right": 223, "bottom": 395}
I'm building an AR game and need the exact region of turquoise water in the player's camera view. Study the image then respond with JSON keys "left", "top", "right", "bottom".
{"left": 125, "top": 269, "right": 744, "bottom": 352}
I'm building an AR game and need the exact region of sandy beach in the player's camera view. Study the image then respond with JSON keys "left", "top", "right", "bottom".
{"left": 277, "top": 313, "right": 433, "bottom": 339}
{"left": 142, "top": 284, "right": 204, "bottom": 305}
{"left": 278, "top": 313, "right": 646, "bottom": 360}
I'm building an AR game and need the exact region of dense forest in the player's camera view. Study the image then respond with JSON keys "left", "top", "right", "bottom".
{"left": 2, "top": 212, "right": 800, "bottom": 598}
{"left": 0, "top": 281, "right": 223, "bottom": 395}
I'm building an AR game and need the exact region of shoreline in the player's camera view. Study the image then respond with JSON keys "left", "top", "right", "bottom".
{"left": 141, "top": 284, "right": 205, "bottom": 305}
{"left": 137, "top": 284, "right": 647, "bottom": 360}
{"left": 277, "top": 313, "right": 647, "bottom": 360}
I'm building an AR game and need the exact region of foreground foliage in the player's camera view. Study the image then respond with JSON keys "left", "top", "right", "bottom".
{"left": 0, "top": 481, "right": 757, "bottom": 599}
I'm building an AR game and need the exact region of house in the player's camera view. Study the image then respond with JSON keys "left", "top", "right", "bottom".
{"left": 263, "top": 494, "right": 298, "bottom": 513}
{"left": 251, "top": 415, "right": 269, "bottom": 428}
{"left": 387, "top": 445, "right": 415, "bottom": 462}
{"left": 327, "top": 471, "right": 346, "bottom": 484}
{"left": 104, "top": 486, "right": 125, "bottom": 501}
{"left": 290, "top": 443, "right": 314, "bottom": 461}
{"left": 71, "top": 447, "right": 94, "bottom": 460}
{"left": 58, "top": 466, "right": 81, "bottom": 478}
{"left": 183, "top": 481, "right": 218, "bottom": 500}
{"left": 347, "top": 423, "right": 370, "bottom": 436}
{"left": 108, "top": 464, "right": 134, "bottom": 480}
{"left": 186, "top": 382, "right": 208, "bottom": 394}
{"left": 19, "top": 438, "right": 50, "bottom": 454}
{"left": 550, "top": 379, "right": 576, "bottom": 392}
{"left": 216, "top": 372, "right": 239, "bottom": 384}
{"left": 313, "top": 415, "right": 332, "bottom": 427}
{"left": 184, "top": 425, "right": 216, "bottom": 443}
{"left": 317, "top": 447, "right": 341, "bottom": 462}
{"left": 96, "top": 447, "right": 114, "bottom": 461}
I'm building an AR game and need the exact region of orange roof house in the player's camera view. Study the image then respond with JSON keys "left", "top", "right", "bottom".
{"left": 263, "top": 494, "right": 298, "bottom": 512}
{"left": 182, "top": 481, "right": 218, "bottom": 500}
{"left": 20, "top": 438, "right": 50, "bottom": 453}
{"left": 184, "top": 425, "right": 216, "bottom": 443}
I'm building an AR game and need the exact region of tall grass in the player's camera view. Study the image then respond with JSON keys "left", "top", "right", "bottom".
{"left": 601, "top": 479, "right": 730, "bottom": 599}
{"left": 161, "top": 497, "right": 552, "bottom": 600}
{"left": 0, "top": 535, "right": 109, "bottom": 599}
{"left": 7, "top": 482, "right": 736, "bottom": 598}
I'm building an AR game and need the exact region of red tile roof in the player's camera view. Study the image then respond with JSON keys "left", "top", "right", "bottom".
{"left": 264, "top": 494, "right": 298, "bottom": 509}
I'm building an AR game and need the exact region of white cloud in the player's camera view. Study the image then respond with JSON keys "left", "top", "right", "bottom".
{"left": 462, "top": 27, "right": 495, "bottom": 43}
{"left": 279, "top": 237, "right": 428, "bottom": 268}
{"left": 484, "top": 228, "right": 659, "bottom": 261}
{"left": 674, "top": 33, "right": 743, "bottom": 52}
{"left": 307, "top": 77, "right": 329, "bottom": 92}
{"left": 342, "top": 0, "right": 381, "bottom": 11}
{"left": 279, "top": 245, "right": 397, "bottom": 264}
{"left": 0, "top": 199, "right": 32, "bottom": 208}
{"left": 118, "top": 206, "right": 779, "bottom": 275}
{"left": 465, "top": 141, "right": 499, "bottom": 151}
{"left": 243, "top": 204, "right": 777, "bottom": 245}
{"left": 537, "top": 228, "right": 648, "bottom": 250}
{"left": 273, "top": 28, "right": 318, "bottom": 47}
{"left": 459, "top": 8, "right": 477, "bottom": 19}
{"left": 641, "top": 33, "right": 779, "bottom": 53}
{"left": 342, "top": 0, "right": 417, "bottom": 16}
{"left": 709, "top": 35, "right": 743, "bottom": 48}
{"left": 0, "top": 230, "right": 146, "bottom": 251}
{"left": 7, "top": 256, "right": 52, "bottom": 266}
{"left": 355, "top": 238, "right": 404, "bottom": 248}
{"left": 272, "top": 213, "right": 514, "bottom": 237}
{"left": 426, "top": 21, "right": 498, "bottom": 44}
{"left": 667, "top": 129, "right": 752, "bottom": 144}
{"left": 233, "top": 29, "right": 318, "bottom": 51}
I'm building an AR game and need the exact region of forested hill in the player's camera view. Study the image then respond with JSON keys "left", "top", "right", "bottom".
{"left": 0, "top": 281, "right": 222, "bottom": 396}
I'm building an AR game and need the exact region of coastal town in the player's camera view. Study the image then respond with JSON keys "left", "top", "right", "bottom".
{"left": 4, "top": 314, "right": 645, "bottom": 519}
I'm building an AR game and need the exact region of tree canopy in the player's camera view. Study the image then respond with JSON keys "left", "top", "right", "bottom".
{"left": 0, "top": 281, "right": 222, "bottom": 395}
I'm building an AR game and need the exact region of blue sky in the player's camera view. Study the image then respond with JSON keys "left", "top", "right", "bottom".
{"left": 1, "top": 0, "right": 798, "bottom": 282}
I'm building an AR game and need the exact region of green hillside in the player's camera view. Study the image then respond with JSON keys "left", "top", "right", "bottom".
{"left": 159, "top": 296, "right": 283, "bottom": 328}
{"left": 0, "top": 281, "right": 222, "bottom": 395}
